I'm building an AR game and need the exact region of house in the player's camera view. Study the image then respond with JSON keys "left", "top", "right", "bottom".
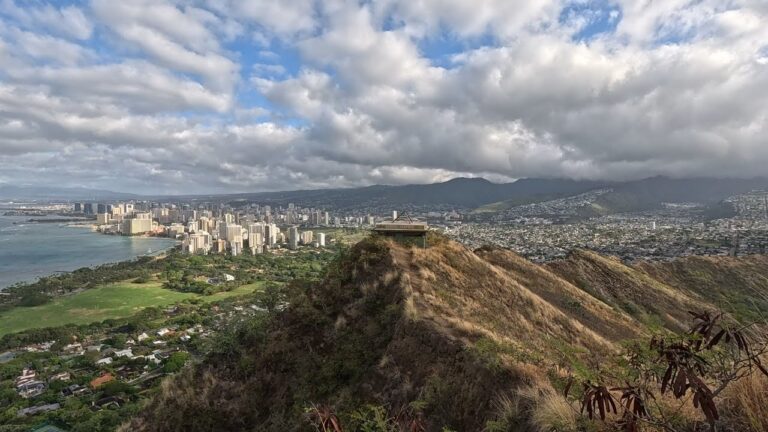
{"left": 95, "top": 357, "right": 113, "bottom": 366}
{"left": 93, "top": 396, "right": 124, "bottom": 410}
{"left": 125, "top": 338, "right": 136, "bottom": 346}
{"left": 17, "top": 381, "right": 46, "bottom": 398}
{"left": 17, "top": 403, "right": 61, "bottom": 417}
{"left": 180, "top": 334, "right": 191, "bottom": 342}
{"left": 223, "top": 273, "right": 235, "bottom": 281}
{"left": 62, "top": 384, "right": 89, "bottom": 397}
{"left": 89, "top": 373, "right": 114, "bottom": 389}
{"left": 115, "top": 365, "right": 141, "bottom": 381}
{"left": 137, "top": 332, "right": 150, "bottom": 342}
{"left": 15, "top": 368, "right": 37, "bottom": 386}
{"left": 23, "top": 341, "right": 54, "bottom": 352}
{"left": 48, "top": 372, "right": 71, "bottom": 382}
{"left": 86, "top": 344, "right": 104, "bottom": 352}
{"left": 156, "top": 328, "right": 171, "bottom": 337}
{"left": 114, "top": 348, "right": 134, "bottom": 358}
{"left": 62, "top": 343, "right": 83, "bottom": 353}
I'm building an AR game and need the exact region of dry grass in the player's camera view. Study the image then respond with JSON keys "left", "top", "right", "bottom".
{"left": 486, "top": 385, "right": 583, "bottom": 432}
{"left": 721, "top": 372, "right": 768, "bottom": 431}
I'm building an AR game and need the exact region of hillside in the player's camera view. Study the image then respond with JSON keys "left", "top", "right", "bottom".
{"left": 208, "top": 177, "right": 609, "bottom": 212}
{"left": 9, "top": 177, "right": 766, "bottom": 216}
{"left": 577, "top": 177, "right": 768, "bottom": 217}
{"left": 125, "top": 237, "right": 768, "bottom": 431}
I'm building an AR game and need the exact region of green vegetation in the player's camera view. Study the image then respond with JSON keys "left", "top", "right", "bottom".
{"left": 0, "top": 256, "right": 166, "bottom": 310}
{"left": 0, "top": 246, "right": 337, "bottom": 338}
{"left": 471, "top": 194, "right": 560, "bottom": 214}
{"left": 0, "top": 281, "right": 261, "bottom": 337}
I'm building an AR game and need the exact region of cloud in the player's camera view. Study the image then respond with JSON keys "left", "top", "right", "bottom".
{"left": 0, "top": 0, "right": 93, "bottom": 40}
{"left": 91, "top": 0, "right": 239, "bottom": 91}
{"left": 0, "top": 0, "right": 767, "bottom": 194}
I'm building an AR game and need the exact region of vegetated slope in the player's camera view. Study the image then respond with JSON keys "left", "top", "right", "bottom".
{"left": 174, "top": 177, "right": 610, "bottom": 212}
{"left": 578, "top": 176, "right": 768, "bottom": 217}
{"left": 547, "top": 250, "right": 710, "bottom": 331}
{"left": 125, "top": 238, "right": 768, "bottom": 432}
{"left": 636, "top": 255, "right": 768, "bottom": 322}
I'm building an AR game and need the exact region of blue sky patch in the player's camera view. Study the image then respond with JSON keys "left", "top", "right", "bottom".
{"left": 560, "top": 0, "right": 622, "bottom": 42}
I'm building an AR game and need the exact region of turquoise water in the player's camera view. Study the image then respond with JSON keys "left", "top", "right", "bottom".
{"left": 0, "top": 215, "right": 177, "bottom": 290}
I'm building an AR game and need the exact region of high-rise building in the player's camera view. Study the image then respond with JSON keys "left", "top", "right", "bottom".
{"left": 167, "top": 223, "right": 186, "bottom": 238}
{"left": 96, "top": 203, "right": 107, "bottom": 214}
{"left": 264, "top": 224, "right": 278, "bottom": 246}
{"left": 96, "top": 213, "right": 110, "bottom": 225}
{"left": 288, "top": 226, "right": 299, "bottom": 250}
{"left": 74, "top": 203, "right": 82, "bottom": 212}
{"left": 183, "top": 231, "right": 212, "bottom": 254}
{"left": 249, "top": 232, "right": 264, "bottom": 254}
{"left": 247, "top": 222, "right": 265, "bottom": 254}
{"left": 121, "top": 214, "right": 153, "bottom": 235}
{"left": 392, "top": 211, "right": 398, "bottom": 221}
{"left": 83, "top": 203, "right": 94, "bottom": 215}
{"left": 317, "top": 232, "right": 326, "bottom": 247}
{"left": 300, "top": 230, "right": 313, "bottom": 245}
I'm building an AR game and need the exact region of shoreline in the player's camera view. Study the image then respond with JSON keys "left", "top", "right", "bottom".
{"left": 0, "top": 216, "right": 179, "bottom": 290}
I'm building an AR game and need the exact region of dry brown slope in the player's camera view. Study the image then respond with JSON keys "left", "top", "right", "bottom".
{"left": 547, "top": 249, "right": 710, "bottom": 331}
{"left": 474, "top": 245, "right": 640, "bottom": 341}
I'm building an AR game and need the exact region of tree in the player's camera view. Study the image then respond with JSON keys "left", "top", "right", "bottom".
{"left": 256, "top": 282, "right": 285, "bottom": 313}
{"left": 163, "top": 351, "right": 190, "bottom": 373}
{"left": 564, "top": 310, "right": 768, "bottom": 431}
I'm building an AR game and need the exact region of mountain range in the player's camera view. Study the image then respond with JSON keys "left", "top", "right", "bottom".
{"left": 3, "top": 176, "right": 768, "bottom": 216}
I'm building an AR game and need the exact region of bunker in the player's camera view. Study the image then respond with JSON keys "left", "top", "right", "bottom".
{"left": 372, "top": 217, "right": 429, "bottom": 248}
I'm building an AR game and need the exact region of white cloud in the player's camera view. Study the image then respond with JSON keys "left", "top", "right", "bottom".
{"left": 0, "top": 0, "right": 93, "bottom": 40}
{"left": 2, "top": 27, "right": 91, "bottom": 65}
{"left": 0, "top": 0, "right": 767, "bottom": 193}
{"left": 91, "top": 0, "right": 239, "bottom": 91}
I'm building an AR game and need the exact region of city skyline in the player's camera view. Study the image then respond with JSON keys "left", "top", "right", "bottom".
{"left": 1, "top": 1, "right": 767, "bottom": 194}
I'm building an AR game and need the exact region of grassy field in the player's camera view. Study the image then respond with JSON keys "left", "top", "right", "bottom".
{"left": 0, "top": 281, "right": 262, "bottom": 337}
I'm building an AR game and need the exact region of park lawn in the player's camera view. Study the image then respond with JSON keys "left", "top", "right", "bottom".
{"left": 0, "top": 281, "right": 263, "bottom": 337}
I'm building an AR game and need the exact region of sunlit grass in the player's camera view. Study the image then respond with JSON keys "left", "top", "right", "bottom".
{"left": 0, "top": 280, "right": 262, "bottom": 336}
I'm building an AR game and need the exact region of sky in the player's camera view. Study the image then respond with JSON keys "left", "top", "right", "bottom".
{"left": 0, "top": 0, "right": 767, "bottom": 194}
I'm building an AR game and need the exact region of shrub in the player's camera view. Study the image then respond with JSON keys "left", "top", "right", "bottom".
{"left": 17, "top": 292, "right": 50, "bottom": 307}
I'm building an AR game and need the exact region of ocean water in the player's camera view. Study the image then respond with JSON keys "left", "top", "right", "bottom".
{"left": 0, "top": 215, "right": 177, "bottom": 290}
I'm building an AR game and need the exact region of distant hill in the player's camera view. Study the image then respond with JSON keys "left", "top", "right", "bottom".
{"left": 214, "top": 176, "right": 768, "bottom": 215}
{"left": 5, "top": 176, "right": 767, "bottom": 215}
{"left": 578, "top": 177, "right": 768, "bottom": 217}
{"left": 0, "top": 185, "right": 139, "bottom": 201}
{"left": 197, "top": 177, "right": 610, "bottom": 212}
{"left": 125, "top": 236, "right": 768, "bottom": 431}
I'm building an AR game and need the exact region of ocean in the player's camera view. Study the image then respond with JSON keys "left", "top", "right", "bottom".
{"left": 0, "top": 215, "right": 178, "bottom": 290}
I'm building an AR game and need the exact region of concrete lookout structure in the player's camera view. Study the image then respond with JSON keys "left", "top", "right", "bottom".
{"left": 372, "top": 219, "right": 429, "bottom": 248}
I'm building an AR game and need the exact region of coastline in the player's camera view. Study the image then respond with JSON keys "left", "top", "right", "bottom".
{"left": 0, "top": 215, "right": 178, "bottom": 290}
